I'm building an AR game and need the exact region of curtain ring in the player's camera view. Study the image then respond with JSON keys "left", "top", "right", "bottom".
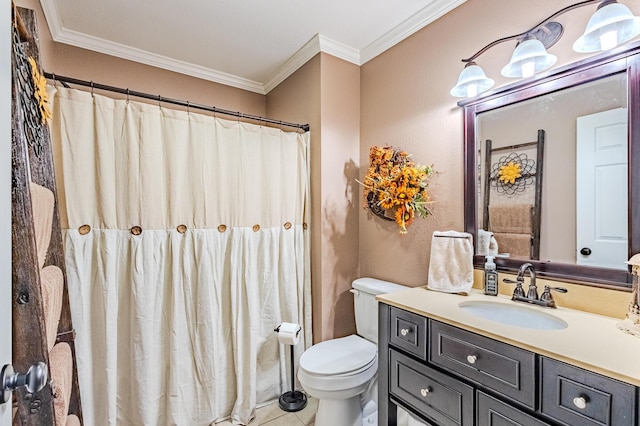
{"left": 126, "top": 88, "right": 130, "bottom": 104}
{"left": 158, "top": 95, "right": 162, "bottom": 109}
{"left": 186, "top": 101, "right": 190, "bottom": 116}
{"left": 52, "top": 73, "right": 58, "bottom": 88}
{"left": 90, "top": 81, "right": 94, "bottom": 97}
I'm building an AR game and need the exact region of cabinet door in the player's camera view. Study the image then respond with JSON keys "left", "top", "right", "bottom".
{"left": 390, "top": 350, "right": 474, "bottom": 426}
{"left": 429, "top": 321, "right": 536, "bottom": 408}
{"left": 540, "top": 357, "right": 637, "bottom": 426}
{"left": 477, "top": 391, "right": 550, "bottom": 426}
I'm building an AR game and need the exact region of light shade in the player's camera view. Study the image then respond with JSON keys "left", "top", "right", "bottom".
{"left": 450, "top": 63, "right": 495, "bottom": 98}
{"left": 501, "top": 38, "right": 557, "bottom": 78}
{"left": 574, "top": 1, "right": 640, "bottom": 52}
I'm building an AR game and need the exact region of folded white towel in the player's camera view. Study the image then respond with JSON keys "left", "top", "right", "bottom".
{"left": 427, "top": 231, "right": 474, "bottom": 294}
{"left": 477, "top": 229, "right": 499, "bottom": 257}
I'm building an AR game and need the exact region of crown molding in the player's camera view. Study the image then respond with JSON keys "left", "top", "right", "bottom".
{"left": 262, "top": 34, "right": 360, "bottom": 93}
{"left": 40, "top": 0, "right": 465, "bottom": 95}
{"left": 360, "top": 0, "right": 467, "bottom": 64}
{"left": 39, "top": 0, "right": 266, "bottom": 94}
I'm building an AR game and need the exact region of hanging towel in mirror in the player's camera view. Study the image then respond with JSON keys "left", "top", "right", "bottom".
{"left": 477, "top": 229, "right": 498, "bottom": 256}
{"left": 493, "top": 233, "right": 531, "bottom": 259}
{"left": 489, "top": 204, "right": 533, "bottom": 234}
{"left": 427, "top": 231, "right": 474, "bottom": 294}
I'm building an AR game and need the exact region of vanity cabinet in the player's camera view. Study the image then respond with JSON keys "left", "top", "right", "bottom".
{"left": 379, "top": 303, "right": 638, "bottom": 426}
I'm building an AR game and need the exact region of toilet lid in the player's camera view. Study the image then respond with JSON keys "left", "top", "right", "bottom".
{"left": 299, "top": 335, "right": 376, "bottom": 376}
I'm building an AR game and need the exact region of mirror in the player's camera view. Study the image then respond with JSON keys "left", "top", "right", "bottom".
{"left": 462, "top": 43, "right": 640, "bottom": 288}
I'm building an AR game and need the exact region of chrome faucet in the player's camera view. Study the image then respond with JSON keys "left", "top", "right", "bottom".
{"left": 503, "top": 262, "right": 567, "bottom": 308}
{"left": 519, "top": 263, "right": 538, "bottom": 300}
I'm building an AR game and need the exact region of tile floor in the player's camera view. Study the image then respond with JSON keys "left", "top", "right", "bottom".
{"left": 215, "top": 396, "right": 317, "bottom": 426}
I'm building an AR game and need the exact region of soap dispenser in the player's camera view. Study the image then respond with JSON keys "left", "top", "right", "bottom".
{"left": 484, "top": 256, "right": 498, "bottom": 296}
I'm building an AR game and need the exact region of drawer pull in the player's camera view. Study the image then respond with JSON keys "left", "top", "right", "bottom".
{"left": 573, "top": 396, "right": 587, "bottom": 409}
{"left": 466, "top": 354, "right": 478, "bottom": 364}
{"left": 400, "top": 328, "right": 411, "bottom": 336}
{"left": 420, "top": 387, "right": 432, "bottom": 397}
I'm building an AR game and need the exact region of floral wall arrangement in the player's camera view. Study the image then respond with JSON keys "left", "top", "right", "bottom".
{"left": 359, "top": 145, "right": 435, "bottom": 234}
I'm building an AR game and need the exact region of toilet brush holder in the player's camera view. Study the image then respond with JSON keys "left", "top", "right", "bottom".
{"left": 275, "top": 323, "right": 307, "bottom": 412}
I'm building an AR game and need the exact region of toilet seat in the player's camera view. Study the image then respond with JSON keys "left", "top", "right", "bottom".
{"left": 298, "top": 335, "right": 378, "bottom": 393}
{"left": 299, "top": 335, "right": 376, "bottom": 376}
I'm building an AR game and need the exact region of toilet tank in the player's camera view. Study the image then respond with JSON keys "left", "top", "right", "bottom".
{"left": 352, "top": 278, "right": 408, "bottom": 343}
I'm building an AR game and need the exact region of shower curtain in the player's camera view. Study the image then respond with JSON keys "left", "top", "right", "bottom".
{"left": 48, "top": 86, "right": 312, "bottom": 426}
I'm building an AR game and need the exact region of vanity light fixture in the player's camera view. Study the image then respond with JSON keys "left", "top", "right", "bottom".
{"left": 450, "top": 0, "right": 640, "bottom": 98}
{"left": 574, "top": 0, "right": 640, "bottom": 52}
{"left": 449, "top": 61, "right": 495, "bottom": 98}
{"left": 500, "top": 35, "right": 558, "bottom": 78}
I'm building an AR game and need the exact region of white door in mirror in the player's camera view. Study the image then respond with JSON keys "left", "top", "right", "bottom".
{"left": 576, "top": 108, "right": 628, "bottom": 270}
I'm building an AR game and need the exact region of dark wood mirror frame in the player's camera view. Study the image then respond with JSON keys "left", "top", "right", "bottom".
{"left": 461, "top": 41, "right": 640, "bottom": 289}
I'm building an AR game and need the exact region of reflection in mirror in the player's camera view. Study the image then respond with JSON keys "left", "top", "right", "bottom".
{"left": 462, "top": 43, "right": 640, "bottom": 288}
{"left": 477, "top": 74, "right": 628, "bottom": 270}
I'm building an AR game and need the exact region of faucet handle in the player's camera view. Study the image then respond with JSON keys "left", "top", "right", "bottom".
{"left": 503, "top": 278, "right": 526, "bottom": 299}
{"left": 540, "top": 286, "right": 568, "bottom": 308}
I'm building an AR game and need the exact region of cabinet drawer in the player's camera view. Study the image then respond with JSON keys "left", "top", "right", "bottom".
{"left": 477, "top": 391, "right": 550, "bottom": 426}
{"left": 390, "top": 349, "right": 474, "bottom": 426}
{"left": 429, "top": 321, "right": 536, "bottom": 408}
{"left": 390, "top": 307, "right": 428, "bottom": 360}
{"left": 540, "top": 357, "right": 637, "bottom": 426}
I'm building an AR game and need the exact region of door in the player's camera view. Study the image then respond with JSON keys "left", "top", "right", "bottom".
{"left": 2, "top": 4, "right": 13, "bottom": 425}
{"left": 576, "top": 108, "right": 628, "bottom": 270}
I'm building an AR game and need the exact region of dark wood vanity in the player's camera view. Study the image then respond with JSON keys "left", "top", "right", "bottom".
{"left": 378, "top": 303, "right": 639, "bottom": 426}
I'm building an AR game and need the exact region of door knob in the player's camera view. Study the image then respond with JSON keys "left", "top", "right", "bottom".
{"left": 0, "top": 362, "right": 48, "bottom": 404}
{"left": 580, "top": 247, "right": 592, "bottom": 256}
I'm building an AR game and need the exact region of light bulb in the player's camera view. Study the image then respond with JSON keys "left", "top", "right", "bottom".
{"left": 521, "top": 61, "right": 536, "bottom": 78}
{"left": 466, "top": 84, "right": 478, "bottom": 98}
{"left": 600, "top": 30, "right": 619, "bottom": 50}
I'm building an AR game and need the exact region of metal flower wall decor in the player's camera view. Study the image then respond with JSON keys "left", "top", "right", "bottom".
{"left": 489, "top": 152, "right": 536, "bottom": 195}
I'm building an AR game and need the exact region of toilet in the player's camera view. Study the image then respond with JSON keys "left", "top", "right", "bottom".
{"left": 297, "top": 278, "right": 407, "bottom": 426}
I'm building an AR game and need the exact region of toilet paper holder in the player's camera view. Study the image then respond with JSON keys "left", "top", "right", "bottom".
{"left": 274, "top": 323, "right": 302, "bottom": 337}
{"left": 274, "top": 323, "right": 307, "bottom": 412}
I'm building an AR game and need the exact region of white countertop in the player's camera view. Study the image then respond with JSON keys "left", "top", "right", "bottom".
{"left": 377, "top": 287, "right": 640, "bottom": 387}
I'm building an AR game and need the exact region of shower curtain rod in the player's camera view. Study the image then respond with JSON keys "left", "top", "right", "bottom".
{"left": 44, "top": 72, "right": 311, "bottom": 132}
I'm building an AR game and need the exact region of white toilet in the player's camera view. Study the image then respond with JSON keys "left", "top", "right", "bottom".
{"left": 297, "top": 278, "right": 407, "bottom": 426}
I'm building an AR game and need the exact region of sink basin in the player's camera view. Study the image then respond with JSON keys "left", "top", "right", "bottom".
{"left": 458, "top": 300, "right": 568, "bottom": 330}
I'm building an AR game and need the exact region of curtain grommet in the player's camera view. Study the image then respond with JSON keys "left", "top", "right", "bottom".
{"left": 284, "top": 222, "right": 292, "bottom": 230}
{"left": 78, "top": 224, "right": 91, "bottom": 235}
{"left": 217, "top": 225, "right": 227, "bottom": 233}
{"left": 177, "top": 224, "right": 187, "bottom": 234}
{"left": 252, "top": 224, "right": 260, "bottom": 232}
{"left": 303, "top": 223, "right": 308, "bottom": 230}
{"left": 130, "top": 226, "right": 143, "bottom": 236}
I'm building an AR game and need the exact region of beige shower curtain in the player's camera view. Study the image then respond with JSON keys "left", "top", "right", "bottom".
{"left": 48, "top": 86, "right": 312, "bottom": 426}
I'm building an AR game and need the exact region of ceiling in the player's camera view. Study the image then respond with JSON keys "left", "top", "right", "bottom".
{"left": 39, "top": 0, "right": 466, "bottom": 94}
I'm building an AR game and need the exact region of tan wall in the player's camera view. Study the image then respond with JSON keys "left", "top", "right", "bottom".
{"left": 267, "top": 53, "right": 361, "bottom": 342}
{"left": 318, "top": 54, "right": 361, "bottom": 340}
{"left": 266, "top": 55, "right": 323, "bottom": 341}
{"left": 358, "top": 0, "right": 639, "bottom": 287}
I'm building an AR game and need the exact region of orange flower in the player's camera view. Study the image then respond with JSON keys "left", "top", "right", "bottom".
{"left": 359, "top": 145, "right": 435, "bottom": 233}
